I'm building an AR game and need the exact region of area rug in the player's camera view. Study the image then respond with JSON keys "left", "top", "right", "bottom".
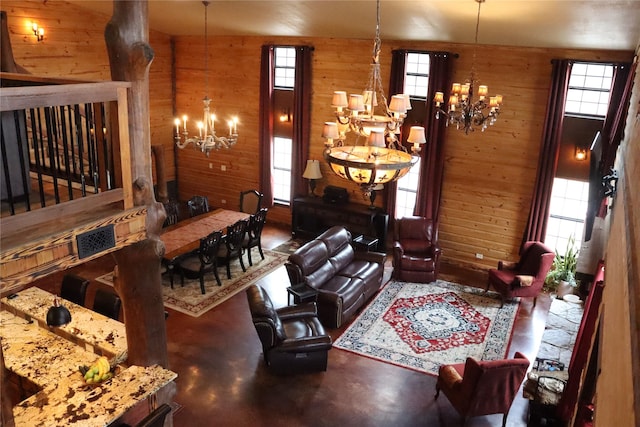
{"left": 95, "top": 249, "right": 287, "bottom": 317}
{"left": 333, "top": 280, "right": 520, "bottom": 376}
{"left": 271, "top": 238, "right": 308, "bottom": 256}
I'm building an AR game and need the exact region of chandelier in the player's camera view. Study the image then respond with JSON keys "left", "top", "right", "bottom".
{"left": 174, "top": 1, "right": 239, "bottom": 157}
{"left": 433, "top": 0, "right": 503, "bottom": 134}
{"left": 322, "top": 0, "right": 425, "bottom": 194}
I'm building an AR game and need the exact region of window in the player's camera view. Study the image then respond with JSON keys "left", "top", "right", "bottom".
{"left": 544, "top": 178, "right": 589, "bottom": 254}
{"left": 394, "top": 52, "right": 429, "bottom": 217}
{"left": 565, "top": 63, "right": 614, "bottom": 116}
{"left": 404, "top": 53, "right": 430, "bottom": 98}
{"left": 395, "top": 157, "right": 421, "bottom": 219}
{"left": 272, "top": 137, "right": 292, "bottom": 203}
{"left": 274, "top": 47, "right": 296, "bottom": 89}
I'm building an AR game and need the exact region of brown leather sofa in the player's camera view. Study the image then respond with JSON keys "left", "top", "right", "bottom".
{"left": 285, "top": 226, "right": 386, "bottom": 328}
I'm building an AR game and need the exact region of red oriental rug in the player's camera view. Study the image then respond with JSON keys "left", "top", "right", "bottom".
{"left": 333, "top": 280, "right": 519, "bottom": 376}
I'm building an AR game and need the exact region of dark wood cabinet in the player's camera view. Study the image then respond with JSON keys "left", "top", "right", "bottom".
{"left": 291, "top": 197, "right": 388, "bottom": 252}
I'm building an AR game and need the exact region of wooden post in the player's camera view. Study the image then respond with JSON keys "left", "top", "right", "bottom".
{"left": 152, "top": 144, "right": 169, "bottom": 203}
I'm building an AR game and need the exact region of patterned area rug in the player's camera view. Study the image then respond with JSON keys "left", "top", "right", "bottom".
{"left": 334, "top": 280, "right": 520, "bottom": 376}
{"left": 95, "top": 249, "right": 287, "bottom": 317}
{"left": 271, "top": 238, "right": 308, "bottom": 256}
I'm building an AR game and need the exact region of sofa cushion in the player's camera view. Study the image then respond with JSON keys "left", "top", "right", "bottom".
{"left": 288, "top": 240, "right": 329, "bottom": 276}
{"left": 320, "top": 276, "right": 364, "bottom": 308}
{"left": 305, "top": 261, "right": 338, "bottom": 289}
{"left": 328, "top": 244, "right": 355, "bottom": 272}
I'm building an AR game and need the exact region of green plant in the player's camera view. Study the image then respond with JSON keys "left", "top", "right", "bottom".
{"left": 545, "top": 235, "right": 579, "bottom": 291}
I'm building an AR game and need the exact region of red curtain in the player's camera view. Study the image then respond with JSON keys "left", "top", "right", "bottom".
{"left": 291, "top": 46, "right": 314, "bottom": 199}
{"left": 522, "top": 59, "right": 571, "bottom": 243}
{"left": 258, "top": 45, "right": 275, "bottom": 207}
{"left": 414, "top": 52, "right": 454, "bottom": 229}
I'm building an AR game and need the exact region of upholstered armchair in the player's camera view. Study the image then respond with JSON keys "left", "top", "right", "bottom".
{"left": 246, "top": 284, "right": 332, "bottom": 374}
{"left": 392, "top": 216, "right": 441, "bottom": 283}
{"left": 487, "top": 241, "right": 554, "bottom": 307}
{"left": 435, "top": 352, "right": 530, "bottom": 427}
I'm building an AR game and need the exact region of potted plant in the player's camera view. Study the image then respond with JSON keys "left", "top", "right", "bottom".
{"left": 545, "top": 235, "right": 579, "bottom": 298}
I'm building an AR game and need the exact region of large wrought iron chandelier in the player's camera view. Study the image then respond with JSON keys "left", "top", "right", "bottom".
{"left": 174, "top": 1, "right": 239, "bottom": 157}
{"left": 322, "top": 0, "right": 425, "bottom": 194}
{"left": 433, "top": 0, "right": 503, "bottom": 134}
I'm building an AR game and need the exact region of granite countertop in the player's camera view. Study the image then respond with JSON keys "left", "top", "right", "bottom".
{"left": 13, "top": 365, "right": 177, "bottom": 427}
{"left": 1, "top": 311, "right": 177, "bottom": 426}
{"left": 0, "top": 312, "right": 107, "bottom": 388}
{"left": 1, "top": 287, "right": 127, "bottom": 357}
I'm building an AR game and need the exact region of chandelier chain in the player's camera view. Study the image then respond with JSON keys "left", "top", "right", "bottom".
{"left": 204, "top": 1, "right": 209, "bottom": 97}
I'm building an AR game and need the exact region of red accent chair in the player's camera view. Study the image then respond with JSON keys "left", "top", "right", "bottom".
{"left": 486, "top": 241, "right": 554, "bottom": 307}
{"left": 435, "top": 352, "right": 530, "bottom": 427}
{"left": 392, "top": 216, "right": 441, "bottom": 283}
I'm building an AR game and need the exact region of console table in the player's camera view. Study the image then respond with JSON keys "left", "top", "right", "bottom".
{"left": 291, "top": 197, "right": 388, "bottom": 252}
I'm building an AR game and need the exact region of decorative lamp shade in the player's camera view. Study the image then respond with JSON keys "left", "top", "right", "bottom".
{"left": 322, "top": 122, "right": 339, "bottom": 140}
{"left": 402, "top": 94, "right": 412, "bottom": 111}
{"left": 46, "top": 297, "right": 72, "bottom": 327}
{"left": 407, "top": 126, "right": 426, "bottom": 144}
{"left": 332, "top": 91, "right": 349, "bottom": 108}
{"left": 388, "top": 95, "right": 407, "bottom": 114}
{"left": 348, "top": 94, "right": 365, "bottom": 112}
{"left": 368, "top": 129, "right": 386, "bottom": 148}
{"left": 302, "top": 159, "right": 323, "bottom": 180}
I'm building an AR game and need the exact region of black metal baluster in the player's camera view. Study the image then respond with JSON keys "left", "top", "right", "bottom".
{"left": 73, "top": 104, "right": 87, "bottom": 196}
{"left": 0, "top": 129, "right": 16, "bottom": 215}
{"left": 44, "top": 106, "right": 61, "bottom": 204}
{"left": 58, "top": 105, "right": 74, "bottom": 200}
{"left": 15, "top": 110, "right": 31, "bottom": 212}
{"left": 31, "top": 107, "right": 46, "bottom": 208}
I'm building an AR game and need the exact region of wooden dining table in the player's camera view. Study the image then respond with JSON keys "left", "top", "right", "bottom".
{"left": 161, "top": 208, "right": 251, "bottom": 263}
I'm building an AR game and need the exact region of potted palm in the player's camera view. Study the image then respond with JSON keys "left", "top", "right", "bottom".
{"left": 545, "top": 235, "right": 579, "bottom": 298}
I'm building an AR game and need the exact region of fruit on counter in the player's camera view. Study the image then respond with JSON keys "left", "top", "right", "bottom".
{"left": 79, "top": 356, "right": 113, "bottom": 384}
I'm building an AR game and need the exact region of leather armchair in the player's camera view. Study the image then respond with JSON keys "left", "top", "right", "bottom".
{"left": 435, "top": 352, "right": 530, "bottom": 427}
{"left": 487, "top": 241, "right": 554, "bottom": 307}
{"left": 246, "top": 284, "right": 332, "bottom": 374}
{"left": 392, "top": 216, "right": 441, "bottom": 283}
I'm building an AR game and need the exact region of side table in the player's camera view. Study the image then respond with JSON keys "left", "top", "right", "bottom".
{"left": 352, "top": 235, "right": 379, "bottom": 252}
{"left": 287, "top": 283, "right": 318, "bottom": 305}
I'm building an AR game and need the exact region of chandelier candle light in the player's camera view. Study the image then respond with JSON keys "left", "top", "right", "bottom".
{"left": 322, "top": 0, "right": 425, "bottom": 194}
{"left": 433, "top": 0, "right": 502, "bottom": 134}
{"left": 174, "top": 1, "right": 239, "bottom": 157}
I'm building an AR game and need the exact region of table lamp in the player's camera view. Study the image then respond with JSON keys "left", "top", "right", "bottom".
{"left": 302, "top": 159, "right": 323, "bottom": 197}
{"left": 46, "top": 297, "right": 72, "bottom": 327}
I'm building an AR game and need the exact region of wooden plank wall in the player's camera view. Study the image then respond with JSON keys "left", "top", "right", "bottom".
{"left": 4, "top": 0, "right": 634, "bottom": 276}
{"left": 2, "top": 0, "right": 175, "bottom": 185}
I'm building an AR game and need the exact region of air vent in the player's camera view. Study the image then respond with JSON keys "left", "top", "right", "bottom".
{"left": 76, "top": 224, "right": 116, "bottom": 259}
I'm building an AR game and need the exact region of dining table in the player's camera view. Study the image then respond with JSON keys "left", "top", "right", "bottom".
{"left": 160, "top": 208, "right": 251, "bottom": 284}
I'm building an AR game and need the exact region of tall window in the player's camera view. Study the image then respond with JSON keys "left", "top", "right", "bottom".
{"left": 272, "top": 137, "right": 292, "bottom": 203}
{"left": 545, "top": 62, "right": 614, "bottom": 253}
{"left": 545, "top": 178, "right": 589, "bottom": 253}
{"left": 394, "top": 52, "right": 429, "bottom": 218}
{"left": 565, "top": 63, "right": 614, "bottom": 116}
{"left": 395, "top": 157, "right": 421, "bottom": 218}
{"left": 274, "top": 47, "right": 296, "bottom": 89}
{"left": 271, "top": 47, "right": 296, "bottom": 204}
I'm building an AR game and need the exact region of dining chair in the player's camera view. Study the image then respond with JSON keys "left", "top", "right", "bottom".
{"left": 239, "top": 189, "right": 263, "bottom": 214}
{"left": 187, "top": 195, "right": 209, "bottom": 218}
{"left": 217, "top": 219, "right": 248, "bottom": 279}
{"left": 93, "top": 288, "right": 122, "bottom": 320}
{"left": 177, "top": 230, "right": 224, "bottom": 294}
{"left": 60, "top": 273, "right": 90, "bottom": 306}
{"left": 243, "top": 208, "right": 268, "bottom": 266}
{"left": 162, "top": 200, "right": 180, "bottom": 227}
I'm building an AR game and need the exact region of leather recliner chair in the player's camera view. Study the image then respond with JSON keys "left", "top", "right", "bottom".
{"left": 246, "top": 284, "right": 332, "bottom": 374}
{"left": 392, "top": 216, "right": 441, "bottom": 283}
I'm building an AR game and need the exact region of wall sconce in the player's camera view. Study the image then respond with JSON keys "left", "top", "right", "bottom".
{"left": 575, "top": 146, "right": 587, "bottom": 161}
{"left": 32, "top": 23, "right": 44, "bottom": 41}
{"left": 302, "top": 159, "right": 322, "bottom": 197}
{"left": 279, "top": 109, "right": 291, "bottom": 123}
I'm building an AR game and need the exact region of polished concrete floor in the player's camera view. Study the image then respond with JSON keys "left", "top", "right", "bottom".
{"left": 33, "top": 222, "right": 552, "bottom": 427}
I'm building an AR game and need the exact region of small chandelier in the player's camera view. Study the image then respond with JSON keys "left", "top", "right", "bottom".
{"left": 322, "top": 0, "right": 425, "bottom": 194}
{"left": 433, "top": 0, "right": 503, "bottom": 134}
{"left": 174, "top": 1, "right": 239, "bottom": 157}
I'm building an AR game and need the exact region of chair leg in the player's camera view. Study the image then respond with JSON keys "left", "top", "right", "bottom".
{"left": 247, "top": 248, "right": 253, "bottom": 267}
{"left": 434, "top": 387, "right": 440, "bottom": 399}
{"left": 258, "top": 244, "right": 264, "bottom": 260}
{"left": 239, "top": 253, "right": 246, "bottom": 272}
{"left": 199, "top": 274, "right": 206, "bottom": 295}
{"left": 485, "top": 280, "right": 491, "bottom": 292}
{"left": 502, "top": 412, "right": 508, "bottom": 427}
{"left": 168, "top": 265, "right": 174, "bottom": 289}
{"left": 226, "top": 262, "right": 231, "bottom": 279}
{"left": 213, "top": 267, "right": 222, "bottom": 286}
{"left": 533, "top": 296, "right": 537, "bottom": 307}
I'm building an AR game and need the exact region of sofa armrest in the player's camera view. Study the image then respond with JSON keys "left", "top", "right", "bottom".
{"left": 353, "top": 250, "right": 387, "bottom": 265}
{"left": 498, "top": 260, "right": 518, "bottom": 271}
{"left": 276, "top": 302, "right": 318, "bottom": 319}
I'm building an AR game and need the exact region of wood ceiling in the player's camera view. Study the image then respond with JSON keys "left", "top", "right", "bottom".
{"left": 68, "top": 0, "right": 640, "bottom": 51}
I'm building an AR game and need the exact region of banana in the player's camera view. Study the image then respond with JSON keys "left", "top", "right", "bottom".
{"left": 99, "top": 357, "right": 110, "bottom": 376}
